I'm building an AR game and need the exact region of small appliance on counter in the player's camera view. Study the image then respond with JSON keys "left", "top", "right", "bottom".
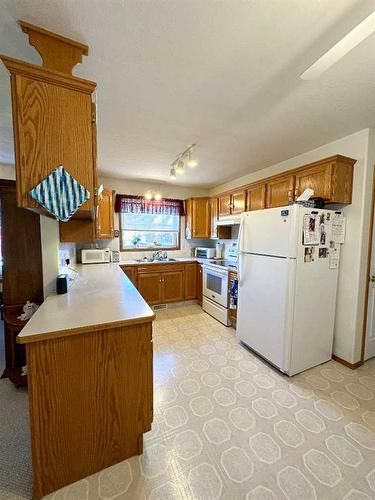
{"left": 215, "top": 242, "right": 224, "bottom": 259}
{"left": 194, "top": 247, "right": 216, "bottom": 259}
{"left": 111, "top": 250, "right": 120, "bottom": 262}
{"left": 56, "top": 274, "right": 68, "bottom": 294}
{"left": 81, "top": 248, "right": 111, "bottom": 264}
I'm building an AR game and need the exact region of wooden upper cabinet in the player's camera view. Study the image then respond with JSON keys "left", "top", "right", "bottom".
{"left": 218, "top": 190, "right": 246, "bottom": 217}
{"left": 0, "top": 22, "right": 97, "bottom": 219}
{"left": 97, "top": 189, "right": 114, "bottom": 239}
{"left": 184, "top": 263, "right": 198, "bottom": 300}
{"left": 266, "top": 174, "right": 295, "bottom": 208}
{"left": 231, "top": 189, "right": 246, "bottom": 214}
{"left": 295, "top": 155, "right": 355, "bottom": 204}
{"left": 218, "top": 194, "right": 232, "bottom": 217}
{"left": 209, "top": 198, "right": 218, "bottom": 238}
{"left": 186, "top": 197, "right": 210, "bottom": 239}
{"left": 60, "top": 185, "right": 112, "bottom": 242}
{"left": 162, "top": 270, "right": 184, "bottom": 303}
{"left": 246, "top": 183, "right": 266, "bottom": 211}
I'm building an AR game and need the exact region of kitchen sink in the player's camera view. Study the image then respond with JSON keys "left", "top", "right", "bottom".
{"left": 135, "top": 257, "right": 177, "bottom": 263}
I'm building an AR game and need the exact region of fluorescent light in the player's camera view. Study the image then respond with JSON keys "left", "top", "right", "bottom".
{"left": 144, "top": 191, "right": 153, "bottom": 200}
{"left": 154, "top": 192, "right": 162, "bottom": 201}
{"left": 300, "top": 11, "right": 375, "bottom": 80}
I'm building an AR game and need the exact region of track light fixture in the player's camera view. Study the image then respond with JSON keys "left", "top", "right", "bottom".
{"left": 170, "top": 144, "right": 198, "bottom": 177}
{"left": 144, "top": 190, "right": 162, "bottom": 200}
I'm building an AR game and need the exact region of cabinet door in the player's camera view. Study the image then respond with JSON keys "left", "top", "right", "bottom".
{"left": 197, "top": 264, "right": 203, "bottom": 305}
{"left": 97, "top": 189, "right": 114, "bottom": 239}
{"left": 59, "top": 219, "right": 96, "bottom": 243}
{"left": 295, "top": 164, "right": 331, "bottom": 200}
{"left": 231, "top": 190, "right": 246, "bottom": 215}
{"left": 210, "top": 198, "right": 218, "bottom": 239}
{"left": 185, "top": 199, "right": 192, "bottom": 239}
{"left": 13, "top": 75, "right": 95, "bottom": 215}
{"left": 192, "top": 198, "right": 210, "bottom": 238}
{"left": 162, "top": 271, "right": 184, "bottom": 303}
{"left": 137, "top": 273, "right": 162, "bottom": 305}
{"left": 121, "top": 266, "right": 138, "bottom": 287}
{"left": 218, "top": 194, "right": 231, "bottom": 217}
{"left": 184, "top": 263, "right": 198, "bottom": 299}
{"left": 266, "top": 175, "right": 295, "bottom": 208}
{"left": 246, "top": 184, "right": 266, "bottom": 211}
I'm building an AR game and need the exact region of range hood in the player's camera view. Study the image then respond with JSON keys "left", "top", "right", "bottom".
{"left": 216, "top": 214, "right": 241, "bottom": 226}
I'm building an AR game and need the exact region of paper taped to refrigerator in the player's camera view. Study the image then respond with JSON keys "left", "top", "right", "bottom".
{"left": 332, "top": 215, "right": 346, "bottom": 244}
{"left": 329, "top": 241, "right": 340, "bottom": 269}
{"left": 303, "top": 214, "right": 319, "bottom": 245}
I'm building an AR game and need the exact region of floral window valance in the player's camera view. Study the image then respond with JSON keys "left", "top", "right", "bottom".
{"left": 115, "top": 194, "right": 185, "bottom": 216}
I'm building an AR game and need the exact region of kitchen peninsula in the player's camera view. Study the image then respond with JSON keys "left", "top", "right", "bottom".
{"left": 17, "top": 264, "right": 155, "bottom": 500}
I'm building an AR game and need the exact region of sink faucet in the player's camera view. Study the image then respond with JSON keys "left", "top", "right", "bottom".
{"left": 152, "top": 250, "right": 162, "bottom": 260}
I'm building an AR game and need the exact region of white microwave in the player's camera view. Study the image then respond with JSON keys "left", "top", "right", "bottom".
{"left": 194, "top": 247, "right": 216, "bottom": 259}
{"left": 81, "top": 248, "right": 111, "bottom": 264}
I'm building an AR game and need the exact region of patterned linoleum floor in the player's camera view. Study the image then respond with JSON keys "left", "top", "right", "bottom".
{"left": 4, "top": 304, "right": 375, "bottom": 500}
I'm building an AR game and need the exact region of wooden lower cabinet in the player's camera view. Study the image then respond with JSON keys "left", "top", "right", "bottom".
{"left": 137, "top": 273, "right": 163, "bottom": 305}
{"left": 162, "top": 271, "right": 184, "bottom": 303}
{"left": 25, "top": 320, "right": 153, "bottom": 499}
{"left": 122, "top": 262, "right": 201, "bottom": 305}
{"left": 185, "top": 263, "right": 198, "bottom": 299}
{"left": 121, "top": 266, "right": 138, "bottom": 287}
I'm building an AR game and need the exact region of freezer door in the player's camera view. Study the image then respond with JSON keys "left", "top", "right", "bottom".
{"left": 237, "top": 253, "right": 295, "bottom": 371}
{"left": 238, "top": 206, "right": 297, "bottom": 258}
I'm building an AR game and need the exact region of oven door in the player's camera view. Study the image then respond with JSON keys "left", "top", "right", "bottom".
{"left": 203, "top": 266, "right": 229, "bottom": 307}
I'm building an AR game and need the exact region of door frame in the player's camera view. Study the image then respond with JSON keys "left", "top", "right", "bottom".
{"left": 361, "top": 165, "right": 375, "bottom": 362}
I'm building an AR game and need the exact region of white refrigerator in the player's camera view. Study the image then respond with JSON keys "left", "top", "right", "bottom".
{"left": 237, "top": 204, "right": 344, "bottom": 376}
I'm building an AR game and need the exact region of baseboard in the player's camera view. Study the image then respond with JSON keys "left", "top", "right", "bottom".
{"left": 332, "top": 354, "right": 363, "bottom": 370}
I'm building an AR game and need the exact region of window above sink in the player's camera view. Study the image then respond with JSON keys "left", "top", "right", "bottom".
{"left": 120, "top": 212, "right": 180, "bottom": 251}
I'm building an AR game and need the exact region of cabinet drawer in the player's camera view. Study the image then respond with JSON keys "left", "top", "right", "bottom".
{"left": 137, "top": 263, "right": 184, "bottom": 273}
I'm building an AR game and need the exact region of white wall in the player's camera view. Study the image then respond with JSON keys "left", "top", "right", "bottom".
{"left": 0, "top": 163, "right": 15, "bottom": 180}
{"left": 40, "top": 216, "right": 60, "bottom": 297}
{"left": 211, "top": 128, "right": 375, "bottom": 364}
{"left": 87, "top": 176, "right": 215, "bottom": 260}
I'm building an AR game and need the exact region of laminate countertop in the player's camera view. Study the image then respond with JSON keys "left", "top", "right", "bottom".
{"left": 17, "top": 264, "right": 155, "bottom": 344}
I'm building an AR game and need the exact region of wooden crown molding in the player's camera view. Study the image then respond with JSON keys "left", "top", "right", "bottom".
{"left": 19, "top": 20, "right": 89, "bottom": 75}
{"left": 0, "top": 55, "right": 96, "bottom": 94}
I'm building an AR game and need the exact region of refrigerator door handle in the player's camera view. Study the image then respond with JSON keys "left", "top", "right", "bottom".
{"left": 237, "top": 252, "right": 243, "bottom": 284}
{"left": 238, "top": 214, "right": 244, "bottom": 253}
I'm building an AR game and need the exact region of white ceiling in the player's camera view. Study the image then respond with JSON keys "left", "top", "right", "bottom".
{"left": 1, "top": 0, "right": 374, "bottom": 188}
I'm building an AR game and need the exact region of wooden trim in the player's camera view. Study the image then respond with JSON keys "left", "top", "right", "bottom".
{"left": 0, "top": 55, "right": 96, "bottom": 94}
{"left": 332, "top": 354, "right": 364, "bottom": 370}
{"left": 360, "top": 165, "right": 375, "bottom": 362}
{"left": 19, "top": 20, "right": 89, "bottom": 54}
{"left": 214, "top": 155, "right": 356, "bottom": 197}
{"left": 17, "top": 315, "right": 155, "bottom": 345}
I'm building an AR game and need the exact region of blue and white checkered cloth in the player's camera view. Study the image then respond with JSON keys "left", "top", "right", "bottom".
{"left": 29, "top": 165, "right": 90, "bottom": 222}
